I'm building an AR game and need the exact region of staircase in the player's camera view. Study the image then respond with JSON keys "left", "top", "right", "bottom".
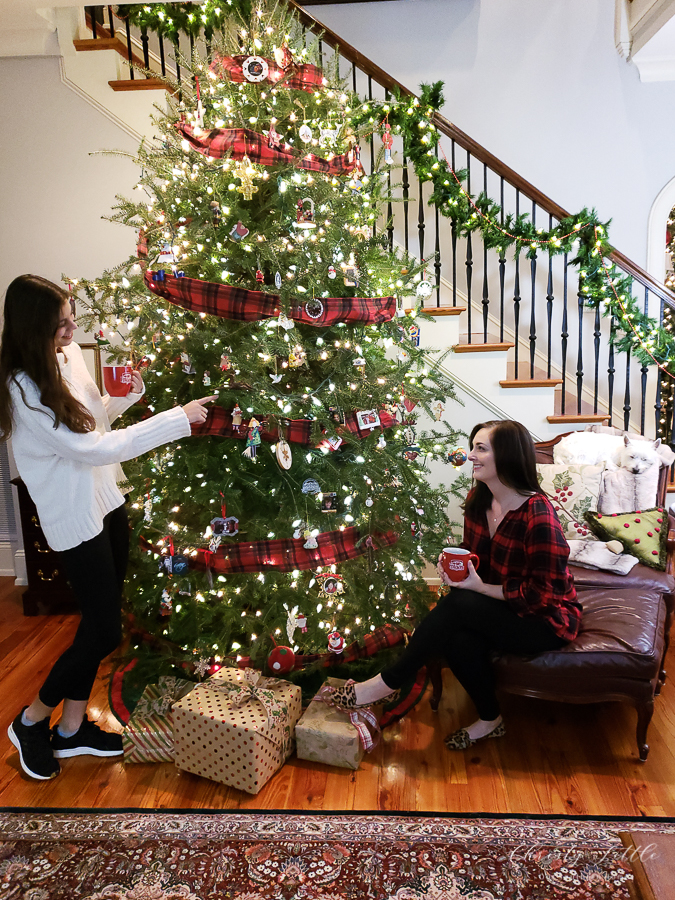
{"left": 51, "top": 3, "right": 675, "bottom": 451}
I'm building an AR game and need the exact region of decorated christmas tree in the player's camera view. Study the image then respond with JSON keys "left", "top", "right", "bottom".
{"left": 72, "top": 0, "right": 465, "bottom": 692}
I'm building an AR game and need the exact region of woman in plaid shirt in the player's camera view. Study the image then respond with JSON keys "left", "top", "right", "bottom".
{"left": 331, "top": 419, "right": 582, "bottom": 750}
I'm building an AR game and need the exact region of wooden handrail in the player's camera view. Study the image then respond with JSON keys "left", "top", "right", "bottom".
{"left": 287, "top": 0, "right": 675, "bottom": 309}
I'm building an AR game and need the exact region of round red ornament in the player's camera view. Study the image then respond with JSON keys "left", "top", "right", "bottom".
{"left": 268, "top": 644, "right": 295, "bottom": 674}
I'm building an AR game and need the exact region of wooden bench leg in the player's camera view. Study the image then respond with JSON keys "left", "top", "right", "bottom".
{"left": 635, "top": 699, "right": 654, "bottom": 762}
{"left": 427, "top": 660, "right": 443, "bottom": 712}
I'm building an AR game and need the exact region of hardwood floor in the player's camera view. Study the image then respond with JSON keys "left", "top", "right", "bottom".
{"left": 2, "top": 577, "right": 675, "bottom": 815}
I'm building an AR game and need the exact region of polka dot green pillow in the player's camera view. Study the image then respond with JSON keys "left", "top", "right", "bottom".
{"left": 584, "top": 507, "right": 668, "bottom": 570}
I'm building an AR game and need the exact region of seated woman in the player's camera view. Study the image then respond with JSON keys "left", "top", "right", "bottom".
{"left": 330, "top": 419, "right": 582, "bottom": 750}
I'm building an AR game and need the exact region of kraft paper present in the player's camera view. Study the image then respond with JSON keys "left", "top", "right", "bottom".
{"left": 295, "top": 677, "right": 380, "bottom": 770}
{"left": 123, "top": 675, "right": 194, "bottom": 764}
{"left": 172, "top": 666, "right": 302, "bottom": 794}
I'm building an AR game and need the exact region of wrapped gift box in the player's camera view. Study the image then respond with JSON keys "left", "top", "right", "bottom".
{"left": 172, "top": 667, "right": 302, "bottom": 794}
{"left": 295, "top": 677, "right": 380, "bottom": 770}
{"left": 123, "top": 675, "right": 194, "bottom": 764}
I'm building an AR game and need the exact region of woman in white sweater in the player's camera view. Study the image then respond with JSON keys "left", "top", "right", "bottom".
{"left": 1, "top": 274, "right": 215, "bottom": 781}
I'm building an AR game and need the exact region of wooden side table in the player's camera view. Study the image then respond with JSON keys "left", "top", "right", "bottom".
{"left": 619, "top": 831, "right": 675, "bottom": 900}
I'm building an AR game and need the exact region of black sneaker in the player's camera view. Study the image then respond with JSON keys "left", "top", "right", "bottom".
{"left": 8, "top": 708, "right": 60, "bottom": 780}
{"left": 51, "top": 715, "right": 123, "bottom": 759}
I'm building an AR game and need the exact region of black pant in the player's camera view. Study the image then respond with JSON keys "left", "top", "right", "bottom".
{"left": 381, "top": 588, "right": 567, "bottom": 720}
{"left": 38, "top": 503, "right": 129, "bottom": 708}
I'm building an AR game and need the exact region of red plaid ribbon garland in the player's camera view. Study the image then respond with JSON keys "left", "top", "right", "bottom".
{"left": 295, "top": 623, "right": 408, "bottom": 670}
{"left": 210, "top": 54, "right": 327, "bottom": 93}
{"left": 145, "top": 271, "right": 396, "bottom": 327}
{"left": 140, "top": 526, "right": 398, "bottom": 574}
{"left": 191, "top": 407, "right": 399, "bottom": 446}
{"left": 176, "top": 123, "right": 359, "bottom": 176}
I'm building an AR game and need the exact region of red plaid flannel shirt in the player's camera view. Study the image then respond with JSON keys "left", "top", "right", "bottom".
{"left": 210, "top": 54, "right": 327, "bottom": 93}
{"left": 176, "top": 123, "right": 358, "bottom": 176}
{"left": 191, "top": 407, "right": 399, "bottom": 446}
{"left": 145, "top": 272, "right": 395, "bottom": 326}
{"left": 462, "top": 492, "right": 581, "bottom": 641}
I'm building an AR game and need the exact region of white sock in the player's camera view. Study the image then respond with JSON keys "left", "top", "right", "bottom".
{"left": 57, "top": 723, "right": 79, "bottom": 738}
{"left": 464, "top": 715, "right": 502, "bottom": 741}
{"left": 21, "top": 710, "right": 38, "bottom": 727}
{"left": 353, "top": 674, "right": 396, "bottom": 706}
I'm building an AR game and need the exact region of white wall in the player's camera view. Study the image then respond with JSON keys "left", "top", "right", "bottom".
{"left": 312, "top": 0, "right": 675, "bottom": 269}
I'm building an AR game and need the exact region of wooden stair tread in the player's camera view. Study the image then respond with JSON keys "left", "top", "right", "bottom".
{"left": 419, "top": 306, "right": 466, "bottom": 317}
{"left": 547, "top": 388, "right": 610, "bottom": 424}
{"left": 109, "top": 79, "right": 175, "bottom": 93}
{"left": 500, "top": 363, "right": 563, "bottom": 388}
{"left": 453, "top": 333, "right": 515, "bottom": 353}
{"left": 79, "top": 13, "right": 147, "bottom": 72}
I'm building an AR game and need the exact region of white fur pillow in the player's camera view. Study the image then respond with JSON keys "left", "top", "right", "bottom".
{"left": 567, "top": 539, "right": 639, "bottom": 575}
{"left": 598, "top": 464, "right": 660, "bottom": 515}
{"left": 536, "top": 464, "right": 604, "bottom": 541}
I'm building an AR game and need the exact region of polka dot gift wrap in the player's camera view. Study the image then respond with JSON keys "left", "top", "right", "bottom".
{"left": 172, "top": 667, "right": 302, "bottom": 794}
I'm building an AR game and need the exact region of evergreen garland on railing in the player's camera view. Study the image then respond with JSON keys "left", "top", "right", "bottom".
{"left": 114, "top": 0, "right": 252, "bottom": 40}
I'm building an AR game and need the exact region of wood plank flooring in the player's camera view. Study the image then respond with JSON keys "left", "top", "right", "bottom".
{"left": 2, "top": 577, "right": 675, "bottom": 814}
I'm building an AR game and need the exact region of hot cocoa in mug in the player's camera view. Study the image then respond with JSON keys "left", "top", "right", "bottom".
{"left": 440, "top": 547, "right": 480, "bottom": 583}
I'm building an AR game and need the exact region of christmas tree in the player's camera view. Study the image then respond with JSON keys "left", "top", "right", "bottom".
{"left": 72, "top": 0, "right": 464, "bottom": 692}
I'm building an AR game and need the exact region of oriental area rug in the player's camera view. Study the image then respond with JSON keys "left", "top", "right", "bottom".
{"left": 1, "top": 809, "right": 674, "bottom": 900}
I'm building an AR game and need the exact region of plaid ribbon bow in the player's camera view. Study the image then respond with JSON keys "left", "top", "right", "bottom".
{"left": 316, "top": 683, "right": 381, "bottom": 752}
{"left": 206, "top": 669, "right": 286, "bottom": 743}
{"left": 210, "top": 54, "right": 326, "bottom": 93}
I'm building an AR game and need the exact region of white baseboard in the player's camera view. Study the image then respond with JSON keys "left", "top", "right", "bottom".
{"left": 0, "top": 541, "right": 16, "bottom": 577}
{"left": 13, "top": 549, "right": 26, "bottom": 586}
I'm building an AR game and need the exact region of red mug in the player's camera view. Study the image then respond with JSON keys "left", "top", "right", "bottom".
{"left": 103, "top": 364, "right": 133, "bottom": 397}
{"left": 440, "top": 547, "right": 479, "bottom": 583}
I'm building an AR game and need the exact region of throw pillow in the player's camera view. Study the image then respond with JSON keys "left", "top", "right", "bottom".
{"left": 566, "top": 539, "right": 639, "bottom": 575}
{"left": 584, "top": 508, "right": 668, "bottom": 570}
{"left": 598, "top": 464, "right": 660, "bottom": 515}
{"left": 536, "top": 463, "right": 604, "bottom": 541}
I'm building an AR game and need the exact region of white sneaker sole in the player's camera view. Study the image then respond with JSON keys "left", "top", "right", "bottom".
{"left": 53, "top": 746, "right": 123, "bottom": 759}
{"left": 8, "top": 724, "right": 60, "bottom": 780}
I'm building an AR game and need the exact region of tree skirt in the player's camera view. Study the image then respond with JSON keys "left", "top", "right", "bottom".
{"left": 1, "top": 809, "right": 672, "bottom": 899}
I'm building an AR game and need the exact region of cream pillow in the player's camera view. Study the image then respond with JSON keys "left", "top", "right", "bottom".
{"left": 536, "top": 463, "right": 604, "bottom": 541}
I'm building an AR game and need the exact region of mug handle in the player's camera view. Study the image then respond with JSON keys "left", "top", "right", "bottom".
{"left": 469, "top": 553, "right": 479, "bottom": 571}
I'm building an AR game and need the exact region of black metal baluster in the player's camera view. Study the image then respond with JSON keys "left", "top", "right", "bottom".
{"left": 159, "top": 34, "right": 166, "bottom": 77}
{"left": 561, "top": 254, "right": 569, "bottom": 414}
{"left": 318, "top": 38, "right": 323, "bottom": 66}
{"left": 499, "top": 178, "right": 505, "bottom": 342}
{"left": 385, "top": 90, "right": 393, "bottom": 252}
{"left": 368, "top": 76, "right": 375, "bottom": 237}
{"left": 352, "top": 65, "right": 357, "bottom": 93}
{"left": 86, "top": 6, "right": 96, "bottom": 39}
{"left": 451, "top": 140, "right": 457, "bottom": 308}
{"left": 529, "top": 201, "right": 537, "bottom": 378}
{"left": 434, "top": 150, "right": 441, "bottom": 307}
{"left": 576, "top": 276, "right": 585, "bottom": 414}
{"left": 624, "top": 350, "right": 632, "bottom": 431}
{"left": 546, "top": 215, "right": 554, "bottom": 377}
{"left": 107, "top": 5, "right": 115, "bottom": 37}
{"left": 654, "top": 299, "right": 665, "bottom": 437}
{"left": 402, "top": 156, "right": 410, "bottom": 255}
{"left": 482, "top": 164, "right": 489, "bottom": 340}
{"left": 465, "top": 154, "right": 472, "bottom": 341}
{"left": 640, "top": 286, "right": 650, "bottom": 434}
{"left": 607, "top": 316, "right": 616, "bottom": 427}
{"left": 125, "top": 18, "right": 134, "bottom": 79}
{"left": 513, "top": 190, "right": 521, "bottom": 374}
{"left": 418, "top": 176, "right": 425, "bottom": 264}
{"left": 174, "top": 35, "right": 181, "bottom": 99}
{"left": 593, "top": 304, "right": 601, "bottom": 413}
{"left": 141, "top": 26, "right": 150, "bottom": 76}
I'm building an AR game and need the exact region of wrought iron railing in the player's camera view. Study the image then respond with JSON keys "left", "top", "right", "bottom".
{"left": 79, "top": 2, "right": 675, "bottom": 440}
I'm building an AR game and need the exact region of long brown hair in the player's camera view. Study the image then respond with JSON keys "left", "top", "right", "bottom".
{"left": 0, "top": 275, "right": 95, "bottom": 439}
{"left": 463, "top": 419, "right": 544, "bottom": 517}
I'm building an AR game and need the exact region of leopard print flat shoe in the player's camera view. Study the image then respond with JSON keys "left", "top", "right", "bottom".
{"left": 328, "top": 680, "right": 400, "bottom": 710}
{"left": 443, "top": 721, "right": 506, "bottom": 751}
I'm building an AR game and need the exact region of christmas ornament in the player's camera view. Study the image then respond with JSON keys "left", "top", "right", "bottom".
{"left": 272, "top": 270, "right": 282, "bottom": 290}
{"left": 305, "top": 298, "right": 324, "bottom": 320}
{"left": 356, "top": 409, "right": 381, "bottom": 431}
{"left": 268, "top": 643, "right": 295, "bottom": 674}
{"left": 235, "top": 155, "right": 258, "bottom": 201}
{"left": 231, "top": 403, "right": 243, "bottom": 429}
{"left": 303, "top": 530, "right": 318, "bottom": 549}
{"left": 320, "top": 435, "right": 343, "bottom": 452}
{"left": 348, "top": 173, "right": 363, "bottom": 194}
{"left": 353, "top": 356, "right": 366, "bottom": 374}
{"left": 377, "top": 433, "right": 387, "bottom": 449}
{"left": 194, "top": 656, "right": 211, "bottom": 678}
{"left": 328, "top": 406, "right": 345, "bottom": 425}
{"left": 365, "top": 497, "right": 374, "bottom": 508}
{"left": 180, "top": 352, "right": 195, "bottom": 374}
{"left": 327, "top": 630, "right": 345, "bottom": 654}
{"left": 268, "top": 126, "right": 282, "bottom": 150}
{"left": 448, "top": 447, "right": 468, "bottom": 467}
{"left": 194, "top": 74, "right": 205, "bottom": 129}
{"left": 160, "top": 589, "right": 172, "bottom": 616}
{"left": 210, "top": 515, "right": 239, "bottom": 537}
{"left": 317, "top": 573, "right": 344, "bottom": 599}
{"left": 152, "top": 269, "right": 166, "bottom": 283}
{"left": 203, "top": 370, "right": 211, "bottom": 386}
{"left": 403, "top": 396, "right": 417, "bottom": 413}
{"left": 229, "top": 220, "right": 250, "bottom": 242}
{"left": 321, "top": 491, "right": 338, "bottom": 513}
{"left": 137, "top": 227, "right": 148, "bottom": 259}
{"left": 288, "top": 345, "right": 307, "bottom": 367}
{"left": 404, "top": 425, "right": 416, "bottom": 445}
{"left": 273, "top": 43, "right": 293, "bottom": 69}
{"left": 408, "top": 324, "right": 421, "bottom": 347}
{"left": 397, "top": 347, "right": 410, "bottom": 364}
{"left": 210, "top": 200, "right": 221, "bottom": 226}
{"left": 95, "top": 329, "right": 110, "bottom": 348}
{"left": 255, "top": 269, "right": 264, "bottom": 283}
{"left": 143, "top": 493, "right": 153, "bottom": 524}
{"left": 159, "top": 538, "right": 190, "bottom": 576}
{"left": 432, "top": 400, "right": 444, "bottom": 421}
{"left": 416, "top": 280, "right": 433, "bottom": 299}
{"left": 319, "top": 125, "right": 340, "bottom": 146}
{"left": 270, "top": 373, "right": 283, "bottom": 383}
{"left": 404, "top": 446, "right": 421, "bottom": 462}
{"left": 278, "top": 313, "right": 295, "bottom": 330}
{"left": 242, "top": 55, "right": 269, "bottom": 82}
{"left": 382, "top": 121, "right": 393, "bottom": 164}
{"left": 342, "top": 264, "right": 358, "bottom": 287}
{"left": 276, "top": 439, "right": 293, "bottom": 470}
{"left": 220, "top": 352, "right": 232, "bottom": 371}
{"left": 299, "top": 124, "right": 313, "bottom": 143}
{"left": 295, "top": 197, "right": 316, "bottom": 229}
{"left": 158, "top": 242, "right": 176, "bottom": 264}
{"left": 243, "top": 417, "right": 262, "bottom": 460}
{"left": 302, "top": 478, "right": 321, "bottom": 494}
{"left": 327, "top": 265, "right": 337, "bottom": 279}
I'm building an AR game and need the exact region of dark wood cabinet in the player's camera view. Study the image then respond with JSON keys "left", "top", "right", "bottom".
{"left": 11, "top": 478, "right": 77, "bottom": 616}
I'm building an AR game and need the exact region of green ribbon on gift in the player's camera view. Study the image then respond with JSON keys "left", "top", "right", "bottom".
{"left": 205, "top": 668, "right": 288, "bottom": 745}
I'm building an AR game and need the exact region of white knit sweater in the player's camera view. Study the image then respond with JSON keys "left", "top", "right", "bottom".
{"left": 9, "top": 342, "right": 191, "bottom": 551}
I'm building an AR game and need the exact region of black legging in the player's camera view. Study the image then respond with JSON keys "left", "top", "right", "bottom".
{"left": 38, "top": 503, "right": 129, "bottom": 708}
{"left": 381, "top": 588, "right": 568, "bottom": 720}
